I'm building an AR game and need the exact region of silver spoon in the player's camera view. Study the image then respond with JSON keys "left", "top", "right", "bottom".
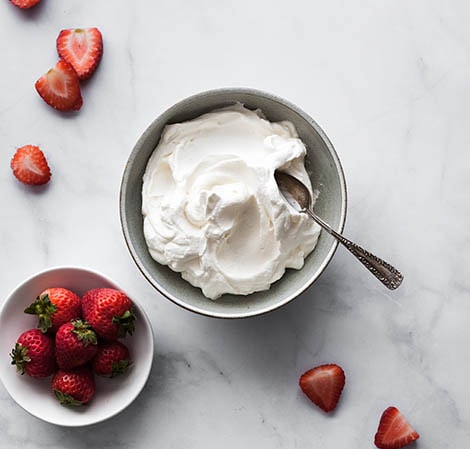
{"left": 275, "top": 171, "right": 403, "bottom": 290}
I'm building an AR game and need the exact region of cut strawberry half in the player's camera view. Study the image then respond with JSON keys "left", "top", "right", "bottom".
{"left": 35, "top": 59, "right": 83, "bottom": 111}
{"left": 10, "top": 0, "right": 41, "bottom": 9}
{"left": 35, "top": 59, "right": 83, "bottom": 112}
{"left": 56, "top": 28, "right": 103, "bottom": 80}
{"left": 10, "top": 145, "right": 51, "bottom": 185}
{"left": 374, "top": 406, "right": 419, "bottom": 449}
{"left": 299, "top": 363, "right": 345, "bottom": 413}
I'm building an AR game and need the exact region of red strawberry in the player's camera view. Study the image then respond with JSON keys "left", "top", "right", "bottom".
{"left": 299, "top": 363, "right": 345, "bottom": 413}
{"left": 35, "top": 59, "right": 83, "bottom": 111}
{"left": 24, "top": 287, "right": 81, "bottom": 333}
{"left": 55, "top": 320, "right": 98, "bottom": 369}
{"left": 374, "top": 406, "right": 419, "bottom": 449}
{"left": 82, "top": 288, "right": 135, "bottom": 341}
{"left": 52, "top": 366, "right": 95, "bottom": 406}
{"left": 56, "top": 28, "right": 103, "bottom": 80}
{"left": 92, "top": 341, "right": 131, "bottom": 377}
{"left": 10, "top": 145, "right": 51, "bottom": 186}
{"left": 10, "top": 329, "right": 56, "bottom": 378}
{"left": 9, "top": 0, "right": 41, "bottom": 9}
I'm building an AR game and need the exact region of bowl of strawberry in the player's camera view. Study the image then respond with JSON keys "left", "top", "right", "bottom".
{"left": 0, "top": 266, "right": 154, "bottom": 427}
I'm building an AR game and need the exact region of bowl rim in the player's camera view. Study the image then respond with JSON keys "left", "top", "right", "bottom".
{"left": 120, "top": 87, "right": 347, "bottom": 319}
{"left": 0, "top": 265, "right": 155, "bottom": 427}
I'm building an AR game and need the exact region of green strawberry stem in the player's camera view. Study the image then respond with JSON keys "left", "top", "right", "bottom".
{"left": 112, "top": 309, "right": 136, "bottom": 338}
{"left": 24, "top": 293, "right": 57, "bottom": 333}
{"left": 111, "top": 359, "right": 131, "bottom": 377}
{"left": 71, "top": 319, "right": 97, "bottom": 346}
{"left": 53, "top": 389, "right": 83, "bottom": 406}
{"left": 9, "top": 343, "right": 31, "bottom": 375}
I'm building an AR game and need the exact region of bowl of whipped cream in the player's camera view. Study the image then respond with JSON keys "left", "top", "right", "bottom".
{"left": 120, "top": 88, "right": 347, "bottom": 318}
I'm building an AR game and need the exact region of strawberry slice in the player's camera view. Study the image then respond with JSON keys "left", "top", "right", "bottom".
{"left": 374, "top": 406, "right": 419, "bottom": 449}
{"left": 35, "top": 60, "right": 82, "bottom": 111}
{"left": 299, "top": 363, "right": 345, "bottom": 413}
{"left": 10, "top": 145, "right": 51, "bottom": 185}
{"left": 56, "top": 28, "right": 103, "bottom": 80}
{"left": 10, "top": 0, "right": 41, "bottom": 9}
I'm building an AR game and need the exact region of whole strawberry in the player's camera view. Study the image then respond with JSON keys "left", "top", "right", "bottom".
{"left": 82, "top": 288, "right": 135, "bottom": 341}
{"left": 55, "top": 319, "right": 98, "bottom": 369}
{"left": 24, "top": 287, "right": 81, "bottom": 333}
{"left": 52, "top": 366, "right": 95, "bottom": 406}
{"left": 10, "top": 329, "right": 56, "bottom": 378}
{"left": 92, "top": 341, "right": 131, "bottom": 377}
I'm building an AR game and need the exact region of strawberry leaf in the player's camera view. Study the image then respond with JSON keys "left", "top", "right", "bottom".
{"left": 112, "top": 309, "right": 136, "bottom": 338}
{"left": 9, "top": 343, "right": 30, "bottom": 374}
{"left": 24, "top": 293, "right": 57, "bottom": 333}
{"left": 111, "top": 359, "right": 131, "bottom": 378}
{"left": 71, "top": 319, "right": 97, "bottom": 346}
{"left": 53, "top": 389, "right": 84, "bottom": 407}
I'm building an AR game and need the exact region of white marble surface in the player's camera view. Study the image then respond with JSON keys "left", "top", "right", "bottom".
{"left": 1, "top": 0, "right": 469, "bottom": 447}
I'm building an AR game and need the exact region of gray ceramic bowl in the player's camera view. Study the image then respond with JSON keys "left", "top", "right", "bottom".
{"left": 120, "top": 88, "right": 347, "bottom": 318}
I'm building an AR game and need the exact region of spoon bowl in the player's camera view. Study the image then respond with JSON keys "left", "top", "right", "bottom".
{"left": 275, "top": 171, "right": 404, "bottom": 290}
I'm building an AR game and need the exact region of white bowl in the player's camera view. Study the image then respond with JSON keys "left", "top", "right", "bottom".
{"left": 0, "top": 266, "right": 154, "bottom": 427}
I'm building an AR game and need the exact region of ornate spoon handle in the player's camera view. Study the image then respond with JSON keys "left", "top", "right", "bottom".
{"left": 304, "top": 208, "right": 403, "bottom": 290}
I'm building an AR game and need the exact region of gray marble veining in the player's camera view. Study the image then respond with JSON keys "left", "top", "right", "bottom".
{"left": 1, "top": 0, "right": 469, "bottom": 447}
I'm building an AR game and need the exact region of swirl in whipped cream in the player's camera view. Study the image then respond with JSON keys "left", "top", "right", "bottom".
{"left": 142, "top": 103, "right": 320, "bottom": 299}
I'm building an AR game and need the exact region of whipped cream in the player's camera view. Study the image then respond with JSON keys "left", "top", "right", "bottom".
{"left": 142, "top": 103, "right": 320, "bottom": 299}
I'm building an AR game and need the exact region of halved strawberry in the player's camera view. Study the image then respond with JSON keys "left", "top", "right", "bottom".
{"left": 56, "top": 28, "right": 103, "bottom": 80}
{"left": 374, "top": 406, "right": 419, "bottom": 449}
{"left": 299, "top": 363, "right": 345, "bottom": 413}
{"left": 10, "top": 0, "right": 41, "bottom": 9}
{"left": 35, "top": 59, "right": 83, "bottom": 111}
{"left": 11, "top": 145, "right": 51, "bottom": 185}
